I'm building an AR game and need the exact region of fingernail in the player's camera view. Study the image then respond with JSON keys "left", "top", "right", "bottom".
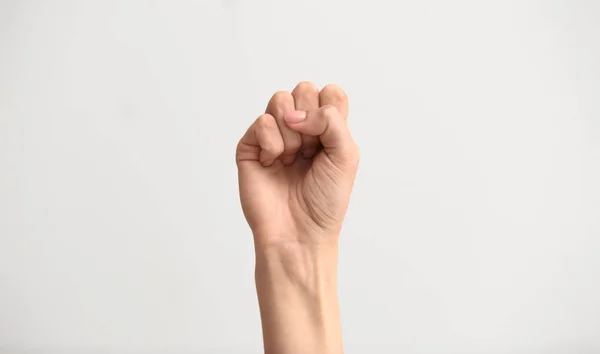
{"left": 284, "top": 110, "right": 307, "bottom": 123}
{"left": 282, "top": 155, "right": 296, "bottom": 165}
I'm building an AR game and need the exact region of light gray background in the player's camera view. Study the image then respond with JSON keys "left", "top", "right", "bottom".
{"left": 1, "top": 0, "right": 599, "bottom": 353}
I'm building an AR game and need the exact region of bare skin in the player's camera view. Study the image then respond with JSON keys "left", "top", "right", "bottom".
{"left": 236, "top": 82, "right": 359, "bottom": 354}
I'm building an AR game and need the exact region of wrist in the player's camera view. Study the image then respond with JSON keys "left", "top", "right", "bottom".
{"left": 255, "top": 240, "right": 339, "bottom": 295}
{"left": 253, "top": 238, "right": 343, "bottom": 354}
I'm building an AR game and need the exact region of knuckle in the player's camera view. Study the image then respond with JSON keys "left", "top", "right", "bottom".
{"left": 283, "top": 136, "right": 302, "bottom": 154}
{"left": 256, "top": 114, "right": 284, "bottom": 154}
{"left": 256, "top": 114, "right": 276, "bottom": 129}
{"left": 262, "top": 134, "right": 284, "bottom": 154}
{"left": 293, "top": 81, "right": 319, "bottom": 95}
{"left": 321, "top": 105, "right": 339, "bottom": 120}
{"left": 271, "top": 90, "right": 292, "bottom": 105}
{"left": 265, "top": 141, "right": 284, "bottom": 155}
{"left": 320, "top": 84, "right": 347, "bottom": 102}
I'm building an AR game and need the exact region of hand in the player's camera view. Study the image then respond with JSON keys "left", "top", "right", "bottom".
{"left": 236, "top": 82, "right": 358, "bottom": 354}
{"left": 236, "top": 82, "right": 359, "bottom": 249}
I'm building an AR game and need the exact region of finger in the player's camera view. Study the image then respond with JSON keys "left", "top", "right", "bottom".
{"left": 319, "top": 84, "right": 349, "bottom": 121}
{"left": 292, "top": 82, "right": 320, "bottom": 158}
{"left": 284, "top": 106, "right": 359, "bottom": 167}
{"left": 266, "top": 91, "right": 301, "bottom": 165}
{"left": 236, "top": 113, "right": 284, "bottom": 167}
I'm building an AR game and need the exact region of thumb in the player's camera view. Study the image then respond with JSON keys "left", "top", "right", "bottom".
{"left": 284, "top": 105, "right": 359, "bottom": 166}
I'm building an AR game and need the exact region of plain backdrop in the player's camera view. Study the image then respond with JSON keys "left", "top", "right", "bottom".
{"left": 1, "top": 1, "right": 599, "bottom": 353}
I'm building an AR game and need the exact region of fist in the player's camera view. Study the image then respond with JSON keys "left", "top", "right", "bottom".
{"left": 236, "top": 83, "right": 359, "bottom": 248}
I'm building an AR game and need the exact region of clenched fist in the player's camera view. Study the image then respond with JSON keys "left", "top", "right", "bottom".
{"left": 236, "top": 82, "right": 358, "bottom": 354}
{"left": 236, "top": 82, "right": 359, "bottom": 249}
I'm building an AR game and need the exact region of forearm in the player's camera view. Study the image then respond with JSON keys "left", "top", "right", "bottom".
{"left": 254, "top": 241, "right": 343, "bottom": 354}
